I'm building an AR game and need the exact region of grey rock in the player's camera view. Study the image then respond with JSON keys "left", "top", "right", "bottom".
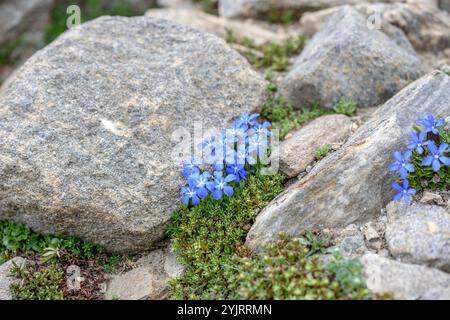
{"left": 104, "top": 245, "right": 184, "bottom": 300}
{"left": 419, "top": 191, "right": 444, "bottom": 205}
{"left": 385, "top": 201, "right": 450, "bottom": 272}
{"left": 278, "top": 114, "right": 353, "bottom": 178}
{"left": 280, "top": 6, "right": 424, "bottom": 110}
{"left": 0, "top": 16, "right": 266, "bottom": 253}
{"left": 0, "top": 257, "right": 27, "bottom": 300}
{"left": 299, "top": 3, "right": 450, "bottom": 52}
{"left": 439, "top": 0, "right": 450, "bottom": 11}
{"left": 146, "top": 8, "right": 293, "bottom": 46}
{"left": 336, "top": 224, "right": 367, "bottom": 256}
{"left": 360, "top": 253, "right": 450, "bottom": 300}
{"left": 246, "top": 70, "right": 450, "bottom": 251}
{"left": 218, "top": 0, "right": 391, "bottom": 19}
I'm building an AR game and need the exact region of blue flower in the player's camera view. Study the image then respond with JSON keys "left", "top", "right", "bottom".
{"left": 225, "top": 124, "right": 247, "bottom": 144}
{"left": 392, "top": 180, "right": 416, "bottom": 205}
{"left": 206, "top": 172, "right": 235, "bottom": 200}
{"left": 226, "top": 163, "right": 249, "bottom": 182}
{"left": 235, "top": 113, "right": 259, "bottom": 130}
{"left": 422, "top": 142, "right": 450, "bottom": 172}
{"left": 388, "top": 151, "right": 414, "bottom": 179}
{"left": 236, "top": 143, "right": 255, "bottom": 166}
{"left": 407, "top": 131, "right": 429, "bottom": 155}
{"left": 417, "top": 115, "right": 445, "bottom": 135}
{"left": 188, "top": 172, "right": 211, "bottom": 199}
{"left": 248, "top": 121, "right": 272, "bottom": 138}
{"left": 183, "top": 158, "right": 201, "bottom": 178}
{"left": 181, "top": 185, "right": 201, "bottom": 206}
{"left": 249, "top": 134, "right": 270, "bottom": 159}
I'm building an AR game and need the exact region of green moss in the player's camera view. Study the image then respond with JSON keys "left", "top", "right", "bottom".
{"left": 167, "top": 172, "right": 285, "bottom": 299}
{"left": 0, "top": 38, "right": 22, "bottom": 65}
{"left": 261, "top": 77, "right": 327, "bottom": 139}
{"left": 315, "top": 144, "right": 332, "bottom": 161}
{"left": 227, "top": 234, "right": 370, "bottom": 300}
{"left": 333, "top": 99, "right": 357, "bottom": 116}
{"left": 192, "top": 0, "right": 218, "bottom": 15}
{"left": 45, "top": 0, "right": 145, "bottom": 44}
{"left": 10, "top": 263, "right": 65, "bottom": 300}
{"left": 265, "top": 9, "right": 298, "bottom": 25}
{"left": 231, "top": 34, "right": 306, "bottom": 72}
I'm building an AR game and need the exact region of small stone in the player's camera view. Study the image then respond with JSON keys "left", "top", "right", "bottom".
{"left": 420, "top": 191, "right": 444, "bottom": 205}
{"left": 360, "top": 253, "right": 450, "bottom": 300}
{"left": 386, "top": 201, "right": 450, "bottom": 272}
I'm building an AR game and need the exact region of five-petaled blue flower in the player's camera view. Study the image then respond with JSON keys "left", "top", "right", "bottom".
{"left": 207, "top": 172, "right": 235, "bottom": 200}
{"left": 181, "top": 185, "right": 201, "bottom": 206}
{"left": 388, "top": 151, "right": 415, "bottom": 179}
{"left": 392, "top": 180, "right": 416, "bottom": 205}
{"left": 183, "top": 158, "right": 201, "bottom": 178}
{"left": 249, "top": 134, "right": 269, "bottom": 159}
{"left": 422, "top": 142, "right": 450, "bottom": 172}
{"left": 226, "top": 163, "right": 249, "bottom": 183}
{"left": 417, "top": 115, "right": 444, "bottom": 135}
{"left": 407, "top": 131, "right": 429, "bottom": 155}
{"left": 248, "top": 121, "right": 272, "bottom": 138}
{"left": 235, "top": 113, "right": 259, "bottom": 131}
{"left": 188, "top": 172, "right": 211, "bottom": 199}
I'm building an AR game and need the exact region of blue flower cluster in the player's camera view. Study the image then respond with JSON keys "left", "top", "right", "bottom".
{"left": 181, "top": 113, "right": 272, "bottom": 206}
{"left": 388, "top": 115, "right": 448, "bottom": 205}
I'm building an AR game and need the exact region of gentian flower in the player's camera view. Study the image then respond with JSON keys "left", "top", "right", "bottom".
{"left": 236, "top": 143, "right": 256, "bottom": 166}
{"left": 407, "top": 131, "right": 429, "bottom": 155}
{"left": 183, "top": 158, "right": 201, "bottom": 178}
{"left": 248, "top": 121, "right": 272, "bottom": 138}
{"left": 181, "top": 184, "right": 201, "bottom": 206}
{"left": 417, "top": 115, "right": 445, "bottom": 134}
{"left": 392, "top": 180, "right": 416, "bottom": 205}
{"left": 422, "top": 142, "right": 450, "bottom": 172}
{"left": 248, "top": 134, "right": 270, "bottom": 159}
{"left": 388, "top": 151, "right": 414, "bottom": 179}
{"left": 235, "top": 113, "right": 259, "bottom": 131}
{"left": 206, "top": 172, "right": 236, "bottom": 200}
{"left": 188, "top": 172, "right": 211, "bottom": 199}
{"left": 226, "top": 163, "right": 249, "bottom": 182}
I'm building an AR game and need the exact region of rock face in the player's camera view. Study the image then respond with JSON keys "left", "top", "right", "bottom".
{"left": 146, "top": 8, "right": 292, "bottom": 46}
{"left": 278, "top": 115, "right": 353, "bottom": 178}
{"left": 299, "top": 3, "right": 450, "bottom": 52}
{"left": 246, "top": 70, "right": 450, "bottom": 251}
{"left": 104, "top": 245, "right": 184, "bottom": 300}
{"left": 218, "top": 0, "right": 379, "bottom": 19}
{"left": 0, "top": 257, "right": 27, "bottom": 300}
{"left": 280, "top": 6, "right": 424, "bottom": 110}
{"left": 386, "top": 201, "right": 450, "bottom": 272}
{"left": 440, "top": 0, "right": 450, "bottom": 11}
{"left": 360, "top": 253, "right": 450, "bottom": 300}
{"left": 0, "top": 16, "right": 266, "bottom": 253}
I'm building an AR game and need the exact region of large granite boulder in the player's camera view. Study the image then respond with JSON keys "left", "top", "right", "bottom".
{"left": 0, "top": 16, "right": 266, "bottom": 253}
{"left": 246, "top": 70, "right": 450, "bottom": 251}
{"left": 280, "top": 6, "right": 424, "bottom": 110}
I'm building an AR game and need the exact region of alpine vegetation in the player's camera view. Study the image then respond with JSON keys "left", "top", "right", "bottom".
{"left": 388, "top": 115, "right": 450, "bottom": 204}
{"left": 181, "top": 113, "right": 273, "bottom": 206}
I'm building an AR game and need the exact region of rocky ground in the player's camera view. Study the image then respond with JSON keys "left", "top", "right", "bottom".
{"left": 0, "top": 0, "right": 449, "bottom": 300}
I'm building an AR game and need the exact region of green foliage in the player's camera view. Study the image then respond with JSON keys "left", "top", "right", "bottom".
{"left": 233, "top": 35, "right": 306, "bottom": 71}
{"left": 45, "top": 0, "right": 144, "bottom": 43}
{"left": 167, "top": 173, "right": 285, "bottom": 299}
{"left": 192, "top": 0, "right": 218, "bottom": 15}
{"left": 0, "top": 221, "right": 100, "bottom": 263}
{"left": 227, "top": 234, "right": 370, "bottom": 300}
{"left": 326, "top": 250, "right": 368, "bottom": 296}
{"left": 0, "top": 38, "right": 22, "bottom": 65}
{"left": 261, "top": 78, "right": 327, "bottom": 139}
{"left": 10, "top": 263, "right": 65, "bottom": 300}
{"left": 265, "top": 9, "right": 297, "bottom": 24}
{"left": 333, "top": 99, "right": 357, "bottom": 116}
{"left": 315, "top": 144, "right": 332, "bottom": 161}
{"left": 408, "top": 128, "right": 450, "bottom": 191}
